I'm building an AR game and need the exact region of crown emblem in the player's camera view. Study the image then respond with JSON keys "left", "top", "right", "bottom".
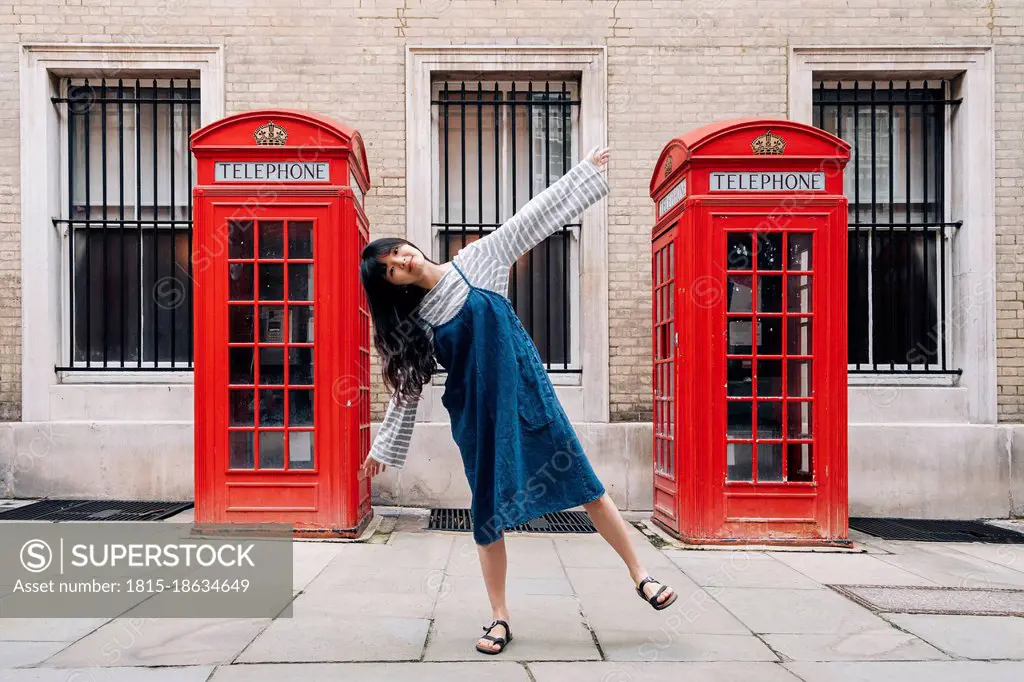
{"left": 254, "top": 121, "right": 288, "bottom": 146}
{"left": 751, "top": 130, "right": 785, "bottom": 155}
{"left": 663, "top": 155, "right": 673, "bottom": 176}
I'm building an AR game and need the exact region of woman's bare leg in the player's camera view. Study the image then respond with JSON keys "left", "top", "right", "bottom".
{"left": 582, "top": 493, "right": 675, "bottom": 605}
{"left": 476, "top": 535, "right": 511, "bottom": 651}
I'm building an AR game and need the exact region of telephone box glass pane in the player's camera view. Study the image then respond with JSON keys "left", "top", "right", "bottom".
{"left": 788, "top": 400, "right": 813, "bottom": 439}
{"left": 727, "top": 359, "right": 752, "bottom": 396}
{"left": 758, "top": 401, "right": 783, "bottom": 439}
{"left": 667, "top": 394, "right": 674, "bottom": 437}
{"left": 728, "top": 318, "right": 752, "bottom": 354}
{"left": 758, "top": 360, "right": 783, "bottom": 397}
{"left": 727, "top": 233, "right": 753, "bottom": 270}
{"left": 259, "top": 347, "right": 285, "bottom": 385}
{"left": 787, "top": 275, "right": 812, "bottom": 314}
{"left": 787, "top": 317, "right": 812, "bottom": 355}
{"left": 229, "top": 390, "right": 254, "bottom": 426}
{"left": 758, "top": 442, "right": 784, "bottom": 482}
{"left": 289, "top": 431, "right": 314, "bottom": 469}
{"left": 289, "top": 347, "right": 314, "bottom": 385}
{"left": 758, "top": 275, "right": 783, "bottom": 312}
{"left": 259, "top": 264, "right": 285, "bottom": 301}
{"left": 654, "top": 396, "right": 661, "bottom": 440}
{"left": 727, "top": 401, "right": 753, "bottom": 439}
{"left": 658, "top": 324, "right": 670, "bottom": 360}
{"left": 289, "top": 221, "right": 314, "bottom": 258}
{"left": 290, "top": 390, "right": 314, "bottom": 426}
{"left": 258, "top": 431, "right": 285, "bottom": 469}
{"left": 788, "top": 233, "right": 813, "bottom": 271}
{"left": 229, "top": 264, "right": 254, "bottom": 301}
{"left": 259, "top": 306, "right": 285, "bottom": 343}
{"left": 727, "top": 276, "right": 753, "bottom": 313}
{"left": 229, "top": 306, "right": 254, "bottom": 342}
{"left": 787, "top": 443, "right": 813, "bottom": 482}
{"left": 758, "top": 318, "right": 782, "bottom": 355}
{"left": 289, "top": 264, "right": 314, "bottom": 301}
{"left": 291, "top": 306, "right": 314, "bottom": 343}
{"left": 229, "top": 348, "right": 254, "bottom": 385}
{"left": 654, "top": 314, "right": 661, "bottom": 358}
{"left": 228, "top": 431, "right": 255, "bottom": 469}
{"left": 228, "top": 220, "right": 253, "bottom": 259}
{"left": 259, "top": 221, "right": 284, "bottom": 258}
{"left": 727, "top": 443, "right": 753, "bottom": 481}
{"left": 787, "top": 360, "right": 812, "bottom": 397}
{"left": 757, "top": 233, "right": 783, "bottom": 271}
{"left": 259, "top": 389, "right": 285, "bottom": 426}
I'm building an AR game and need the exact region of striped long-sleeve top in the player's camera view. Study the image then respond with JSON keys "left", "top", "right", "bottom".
{"left": 369, "top": 150, "right": 610, "bottom": 469}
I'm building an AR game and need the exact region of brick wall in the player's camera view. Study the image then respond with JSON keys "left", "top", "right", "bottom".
{"left": 1, "top": 0, "right": 1022, "bottom": 423}
{"left": 993, "top": 2, "right": 1024, "bottom": 422}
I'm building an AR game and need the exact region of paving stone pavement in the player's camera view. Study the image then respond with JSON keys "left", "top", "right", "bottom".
{"left": 1, "top": 514, "right": 1023, "bottom": 681}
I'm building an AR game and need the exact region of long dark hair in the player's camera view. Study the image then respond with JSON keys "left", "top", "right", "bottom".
{"left": 359, "top": 237, "right": 438, "bottom": 406}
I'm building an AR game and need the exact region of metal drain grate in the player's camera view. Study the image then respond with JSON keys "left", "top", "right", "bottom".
{"left": 428, "top": 508, "right": 474, "bottom": 532}
{"left": 850, "top": 517, "right": 1024, "bottom": 543}
{"left": 0, "top": 499, "right": 193, "bottom": 522}
{"left": 428, "top": 508, "right": 596, "bottom": 534}
{"left": 514, "top": 511, "right": 597, "bottom": 534}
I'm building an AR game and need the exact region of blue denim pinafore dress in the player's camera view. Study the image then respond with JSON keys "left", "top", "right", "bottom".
{"left": 432, "top": 263, "right": 606, "bottom": 545}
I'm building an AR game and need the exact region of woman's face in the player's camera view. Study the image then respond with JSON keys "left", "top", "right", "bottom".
{"left": 380, "top": 243, "right": 426, "bottom": 286}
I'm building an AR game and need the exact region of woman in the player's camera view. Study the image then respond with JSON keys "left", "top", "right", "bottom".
{"left": 359, "top": 147, "right": 677, "bottom": 655}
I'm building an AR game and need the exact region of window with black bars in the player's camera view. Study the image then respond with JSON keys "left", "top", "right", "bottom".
{"left": 813, "top": 80, "right": 962, "bottom": 374}
{"left": 54, "top": 77, "right": 201, "bottom": 370}
{"left": 432, "top": 79, "right": 580, "bottom": 372}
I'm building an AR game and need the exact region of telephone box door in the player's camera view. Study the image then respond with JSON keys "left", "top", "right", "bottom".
{"left": 196, "top": 201, "right": 341, "bottom": 523}
{"left": 707, "top": 204, "right": 846, "bottom": 540}
{"left": 652, "top": 227, "right": 680, "bottom": 534}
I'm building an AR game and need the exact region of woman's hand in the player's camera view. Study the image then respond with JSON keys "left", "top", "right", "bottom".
{"left": 589, "top": 146, "right": 610, "bottom": 171}
{"left": 362, "top": 452, "right": 387, "bottom": 478}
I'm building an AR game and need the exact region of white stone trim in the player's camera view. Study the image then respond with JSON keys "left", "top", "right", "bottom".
{"left": 58, "top": 371, "right": 194, "bottom": 385}
{"left": 849, "top": 373, "right": 958, "bottom": 388}
{"left": 789, "top": 45, "right": 996, "bottom": 424}
{"left": 19, "top": 43, "right": 224, "bottom": 421}
{"left": 406, "top": 45, "right": 609, "bottom": 423}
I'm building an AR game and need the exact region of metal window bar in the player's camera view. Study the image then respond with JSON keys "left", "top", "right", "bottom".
{"left": 53, "top": 78, "right": 201, "bottom": 371}
{"left": 813, "top": 80, "right": 962, "bottom": 375}
{"left": 432, "top": 79, "right": 581, "bottom": 372}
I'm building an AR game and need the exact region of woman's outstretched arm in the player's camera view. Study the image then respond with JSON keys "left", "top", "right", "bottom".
{"left": 473, "top": 147, "right": 610, "bottom": 269}
{"left": 365, "top": 390, "right": 420, "bottom": 472}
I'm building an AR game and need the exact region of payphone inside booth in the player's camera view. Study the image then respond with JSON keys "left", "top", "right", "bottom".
{"left": 649, "top": 118, "right": 852, "bottom": 545}
{"left": 191, "top": 109, "right": 372, "bottom": 536}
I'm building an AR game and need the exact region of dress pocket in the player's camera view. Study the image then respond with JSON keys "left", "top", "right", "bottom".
{"left": 441, "top": 381, "right": 467, "bottom": 444}
{"left": 516, "top": 360, "right": 558, "bottom": 429}
{"left": 440, "top": 381, "right": 463, "bottom": 411}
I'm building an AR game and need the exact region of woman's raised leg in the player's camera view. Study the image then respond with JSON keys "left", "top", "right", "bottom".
{"left": 582, "top": 492, "right": 676, "bottom": 606}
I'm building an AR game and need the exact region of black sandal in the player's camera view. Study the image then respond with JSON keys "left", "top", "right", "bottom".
{"left": 476, "top": 619, "right": 512, "bottom": 655}
{"left": 636, "top": 576, "right": 678, "bottom": 611}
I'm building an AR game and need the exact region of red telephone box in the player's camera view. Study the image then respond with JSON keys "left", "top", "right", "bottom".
{"left": 190, "top": 109, "right": 372, "bottom": 536}
{"left": 649, "top": 118, "right": 851, "bottom": 545}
